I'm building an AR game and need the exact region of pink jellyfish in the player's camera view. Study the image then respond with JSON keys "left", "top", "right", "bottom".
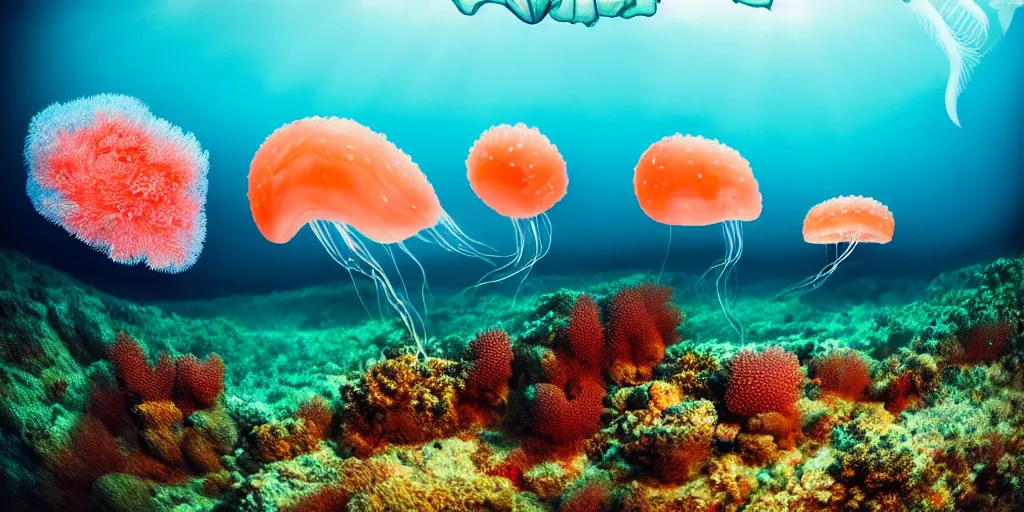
{"left": 249, "top": 116, "right": 493, "bottom": 358}
{"left": 633, "top": 134, "right": 762, "bottom": 342}
{"left": 465, "top": 123, "right": 568, "bottom": 299}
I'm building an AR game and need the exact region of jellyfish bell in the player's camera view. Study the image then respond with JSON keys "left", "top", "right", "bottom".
{"left": 464, "top": 123, "right": 568, "bottom": 302}
{"left": 248, "top": 116, "right": 493, "bottom": 359}
{"left": 779, "top": 195, "right": 895, "bottom": 297}
{"left": 633, "top": 134, "right": 762, "bottom": 343}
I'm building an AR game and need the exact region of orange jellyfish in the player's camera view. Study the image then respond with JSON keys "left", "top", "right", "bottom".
{"left": 633, "top": 134, "right": 762, "bottom": 342}
{"left": 465, "top": 123, "right": 568, "bottom": 298}
{"left": 249, "top": 116, "right": 493, "bottom": 358}
{"left": 779, "top": 195, "right": 894, "bottom": 296}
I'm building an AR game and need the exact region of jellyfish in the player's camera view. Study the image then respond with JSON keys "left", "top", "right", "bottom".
{"left": 248, "top": 116, "right": 492, "bottom": 359}
{"left": 451, "top": 0, "right": 659, "bottom": 26}
{"left": 464, "top": 123, "right": 568, "bottom": 301}
{"left": 779, "top": 195, "right": 894, "bottom": 297}
{"left": 25, "top": 94, "right": 208, "bottom": 273}
{"left": 633, "top": 134, "right": 762, "bottom": 343}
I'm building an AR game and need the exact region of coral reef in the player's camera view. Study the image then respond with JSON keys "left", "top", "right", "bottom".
{"left": 1, "top": 250, "right": 1023, "bottom": 511}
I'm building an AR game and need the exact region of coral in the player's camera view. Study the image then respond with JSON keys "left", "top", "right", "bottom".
{"left": 249, "top": 419, "right": 320, "bottom": 463}
{"left": 564, "top": 294, "right": 605, "bottom": 372}
{"left": 529, "top": 379, "right": 605, "bottom": 444}
{"left": 949, "top": 320, "right": 1016, "bottom": 365}
{"left": 106, "top": 331, "right": 176, "bottom": 403}
{"left": 725, "top": 347, "right": 803, "bottom": 416}
{"left": 295, "top": 395, "right": 333, "bottom": 441}
{"left": 737, "top": 433, "right": 778, "bottom": 466}
{"left": 465, "top": 329, "right": 514, "bottom": 405}
{"left": 660, "top": 349, "right": 719, "bottom": 399}
{"left": 181, "top": 427, "right": 222, "bottom": 472}
{"left": 606, "top": 283, "right": 683, "bottom": 385}
{"left": 174, "top": 353, "right": 226, "bottom": 415}
{"left": 559, "top": 478, "right": 614, "bottom": 512}
{"left": 339, "top": 352, "right": 461, "bottom": 455}
{"left": 746, "top": 410, "right": 801, "bottom": 450}
{"left": 601, "top": 398, "right": 717, "bottom": 484}
{"left": 92, "top": 473, "right": 157, "bottom": 512}
{"left": 811, "top": 349, "right": 872, "bottom": 401}
{"left": 831, "top": 431, "right": 921, "bottom": 507}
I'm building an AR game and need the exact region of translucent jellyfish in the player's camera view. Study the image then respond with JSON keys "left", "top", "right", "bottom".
{"left": 633, "top": 134, "right": 762, "bottom": 343}
{"left": 779, "top": 195, "right": 895, "bottom": 297}
{"left": 906, "top": 0, "right": 1022, "bottom": 126}
{"left": 465, "top": 123, "right": 568, "bottom": 299}
{"left": 25, "top": 94, "right": 208, "bottom": 273}
{"left": 248, "top": 116, "right": 491, "bottom": 358}
{"left": 451, "top": 0, "right": 659, "bottom": 26}
{"left": 450, "top": 0, "right": 775, "bottom": 25}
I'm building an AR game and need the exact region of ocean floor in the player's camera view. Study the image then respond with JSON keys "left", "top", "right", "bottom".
{"left": 0, "top": 249, "right": 1022, "bottom": 511}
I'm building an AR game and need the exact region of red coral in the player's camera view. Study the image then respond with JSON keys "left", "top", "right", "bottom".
{"left": 58, "top": 417, "right": 127, "bottom": 484}
{"left": 106, "top": 331, "right": 175, "bottom": 402}
{"left": 86, "top": 376, "right": 133, "bottom": 434}
{"left": 175, "top": 353, "right": 226, "bottom": 415}
{"left": 885, "top": 371, "right": 915, "bottom": 414}
{"left": 466, "top": 330, "right": 514, "bottom": 401}
{"left": 565, "top": 294, "right": 606, "bottom": 372}
{"left": 955, "top": 321, "right": 1014, "bottom": 365}
{"left": 725, "top": 347, "right": 803, "bottom": 416}
{"left": 606, "top": 283, "right": 683, "bottom": 385}
{"left": 531, "top": 378, "right": 605, "bottom": 444}
{"left": 812, "top": 349, "right": 872, "bottom": 401}
{"left": 560, "top": 479, "right": 613, "bottom": 512}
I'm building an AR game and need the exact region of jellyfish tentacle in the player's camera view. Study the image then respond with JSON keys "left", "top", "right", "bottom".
{"left": 657, "top": 226, "right": 672, "bottom": 284}
{"left": 778, "top": 240, "right": 860, "bottom": 298}
{"left": 313, "top": 220, "right": 428, "bottom": 360}
{"left": 716, "top": 220, "right": 745, "bottom": 344}
{"left": 397, "top": 240, "right": 431, "bottom": 340}
{"left": 511, "top": 213, "right": 552, "bottom": 305}
{"left": 465, "top": 212, "right": 552, "bottom": 301}
{"left": 421, "top": 211, "right": 505, "bottom": 263}
{"left": 310, "top": 220, "right": 375, "bottom": 320}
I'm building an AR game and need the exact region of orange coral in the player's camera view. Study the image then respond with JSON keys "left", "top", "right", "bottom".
{"left": 134, "top": 400, "right": 184, "bottom": 429}
{"left": 250, "top": 420, "right": 322, "bottom": 463}
{"left": 296, "top": 396, "right": 333, "bottom": 441}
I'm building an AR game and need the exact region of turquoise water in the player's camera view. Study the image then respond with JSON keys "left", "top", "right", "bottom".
{"left": 2, "top": 0, "right": 1022, "bottom": 299}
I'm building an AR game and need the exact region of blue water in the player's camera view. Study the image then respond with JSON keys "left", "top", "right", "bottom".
{"left": 1, "top": 0, "right": 1022, "bottom": 300}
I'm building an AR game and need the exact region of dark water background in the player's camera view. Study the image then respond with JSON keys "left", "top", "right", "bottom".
{"left": 1, "top": 0, "right": 1022, "bottom": 302}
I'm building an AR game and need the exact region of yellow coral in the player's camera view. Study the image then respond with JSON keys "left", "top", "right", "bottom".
{"left": 342, "top": 353, "right": 462, "bottom": 453}
{"left": 668, "top": 351, "right": 718, "bottom": 399}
